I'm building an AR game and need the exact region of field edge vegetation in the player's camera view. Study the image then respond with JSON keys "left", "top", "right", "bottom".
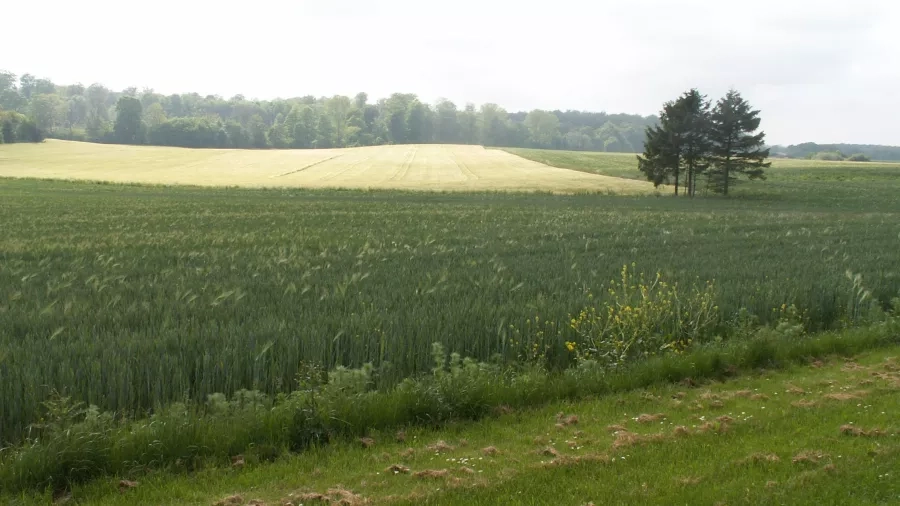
{"left": 1, "top": 310, "right": 898, "bottom": 496}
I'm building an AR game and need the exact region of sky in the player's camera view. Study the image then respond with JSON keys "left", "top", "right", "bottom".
{"left": 4, "top": 0, "right": 899, "bottom": 145}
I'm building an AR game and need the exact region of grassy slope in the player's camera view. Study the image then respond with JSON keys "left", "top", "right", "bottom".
{"left": 10, "top": 346, "right": 897, "bottom": 505}
{"left": 502, "top": 147, "right": 900, "bottom": 203}
{"left": 502, "top": 147, "right": 900, "bottom": 179}
{"left": 501, "top": 148, "right": 643, "bottom": 180}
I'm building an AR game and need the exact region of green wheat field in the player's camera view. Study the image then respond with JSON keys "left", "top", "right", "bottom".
{"left": 0, "top": 141, "right": 899, "bottom": 504}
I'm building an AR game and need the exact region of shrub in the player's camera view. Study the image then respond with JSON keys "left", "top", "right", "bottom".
{"left": 49, "top": 129, "right": 89, "bottom": 142}
{"left": 16, "top": 117, "right": 44, "bottom": 142}
{"left": 811, "top": 151, "right": 845, "bottom": 161}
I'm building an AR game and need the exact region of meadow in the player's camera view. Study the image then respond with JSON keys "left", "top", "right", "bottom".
{"left": 0, "top": 140, "right": 652, "bottom": 193}
{"left": 0, "top": 144, "right": 899, "bottom": 497}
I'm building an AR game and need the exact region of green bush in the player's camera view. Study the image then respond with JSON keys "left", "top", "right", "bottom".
{"left": 811, "top": 151, "right": 845, "bottom": 161}
{"left": 49, "top": 129, "right": 89, "bottom": 142}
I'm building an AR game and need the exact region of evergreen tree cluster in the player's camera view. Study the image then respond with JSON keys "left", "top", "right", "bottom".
{"left": 638, "top": 89, "right": 770, "bottom": 196}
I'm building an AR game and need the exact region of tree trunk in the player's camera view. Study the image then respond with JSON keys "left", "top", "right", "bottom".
{"left": 723, "top": 154, "right": 731, "bottom": 196}
{"left": 687, "top": 166, "right": 692, "bottom": 197}
{"left": 723, "top": 168, "right": 729, "bottom": 195}
{"left": 674, "top": 167, "right": 679, "bottom": 196}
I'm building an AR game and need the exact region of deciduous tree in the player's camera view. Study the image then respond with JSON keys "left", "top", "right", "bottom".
{"left": 433, "top": 99, "right": 460, "bottom": 144}
{"left": 290, "top": 106, "right": 317, "bottom": 148}
{"left": 326, "top": 95, "right": 352, "bottom": 147}
{"left": 525, "top": 110, "right": 560, "bottom": 148}
{"left": 114, "top": 96, "right": 144, "bottom": 144}
{"left": 29, "top": 93, "right": 63, "bottom": 133}
{"left": 315, "top": 114, "right": 335, "bottom": 148}
{"left": 248, "top": 114, "right": 269, "bottom": 148}
{"left": 143, "top": 102, "right": 167, "bottom": 130}
{"left": 479, "top": 103, "right": 509, "bottom": 146}
{"left": 406, "top": 100, "right": 431, "bottom": 144}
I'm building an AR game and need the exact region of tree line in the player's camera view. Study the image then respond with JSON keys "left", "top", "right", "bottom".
{"left": 770, "top": 142, "right": 899, "bottom": 161}
{"left": 0, "top": 70, "right": 656, "bottom": 151}
{"left": 638, "top": 89, "right": 770, "bottom": 196}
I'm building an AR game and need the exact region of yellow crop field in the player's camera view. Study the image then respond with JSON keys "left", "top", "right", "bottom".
{"left": 0, "top": 140, "right": 654, "bottom": 193}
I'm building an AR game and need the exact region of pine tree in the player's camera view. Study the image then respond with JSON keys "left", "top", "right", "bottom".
{"left": 708, "top": 90, "right": 770, "bottom": 195}
{"left": 638, "top": 89, "right": 711, "bottom": 196}
{"left": 671, "top": 89, "right": 711, "bottom": 197}
{"left": 637, "top": 123, "right": 678, "bottom": 191}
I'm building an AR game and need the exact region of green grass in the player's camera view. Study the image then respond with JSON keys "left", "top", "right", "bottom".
{"left": 2, "top": 169, "right": 900, "bottom": 444}
{"left": 501, "top": 148, "right": 643, "bottom": 180}
{"left": 6, "top": 343, "right": 896, "bottom": 505}
{"left": 502, "top": 147, "right": 900, "bottom": 208}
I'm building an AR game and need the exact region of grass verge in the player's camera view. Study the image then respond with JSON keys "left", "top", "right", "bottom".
{"left": 5, "top": 337, "right": 898, "bottom": 505}
{"left": 1, "top": 318, "right": 897, "bottom": 499}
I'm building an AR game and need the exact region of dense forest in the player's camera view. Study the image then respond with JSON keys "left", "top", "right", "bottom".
{"left": 0, "top": 70, "right": 656, "bottom": 151}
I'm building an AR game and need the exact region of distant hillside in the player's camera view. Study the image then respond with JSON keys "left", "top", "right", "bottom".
{"left": 771, "top": 142, "right": 900, "bottom": 161}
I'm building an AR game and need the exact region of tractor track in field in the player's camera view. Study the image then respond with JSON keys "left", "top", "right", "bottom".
{"left": 389, "top": 147, "right": 418, "bottom": 181}
{"left": 273, "top": 154, "right": 345, "bottom": 178}
{"left": 449, "top": 147, "right": 479, "bottom": 180}
{"left": 318, "top": 155, "right": 375, "bottom": 181}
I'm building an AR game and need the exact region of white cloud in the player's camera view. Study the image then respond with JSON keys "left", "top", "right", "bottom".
{"left": 4, "top": 0, "right": 899, "bottom": 144}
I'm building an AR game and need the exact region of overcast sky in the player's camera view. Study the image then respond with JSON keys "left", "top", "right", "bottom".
{"left": 4, "top": 0, "right": 899, "bottom": 145}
